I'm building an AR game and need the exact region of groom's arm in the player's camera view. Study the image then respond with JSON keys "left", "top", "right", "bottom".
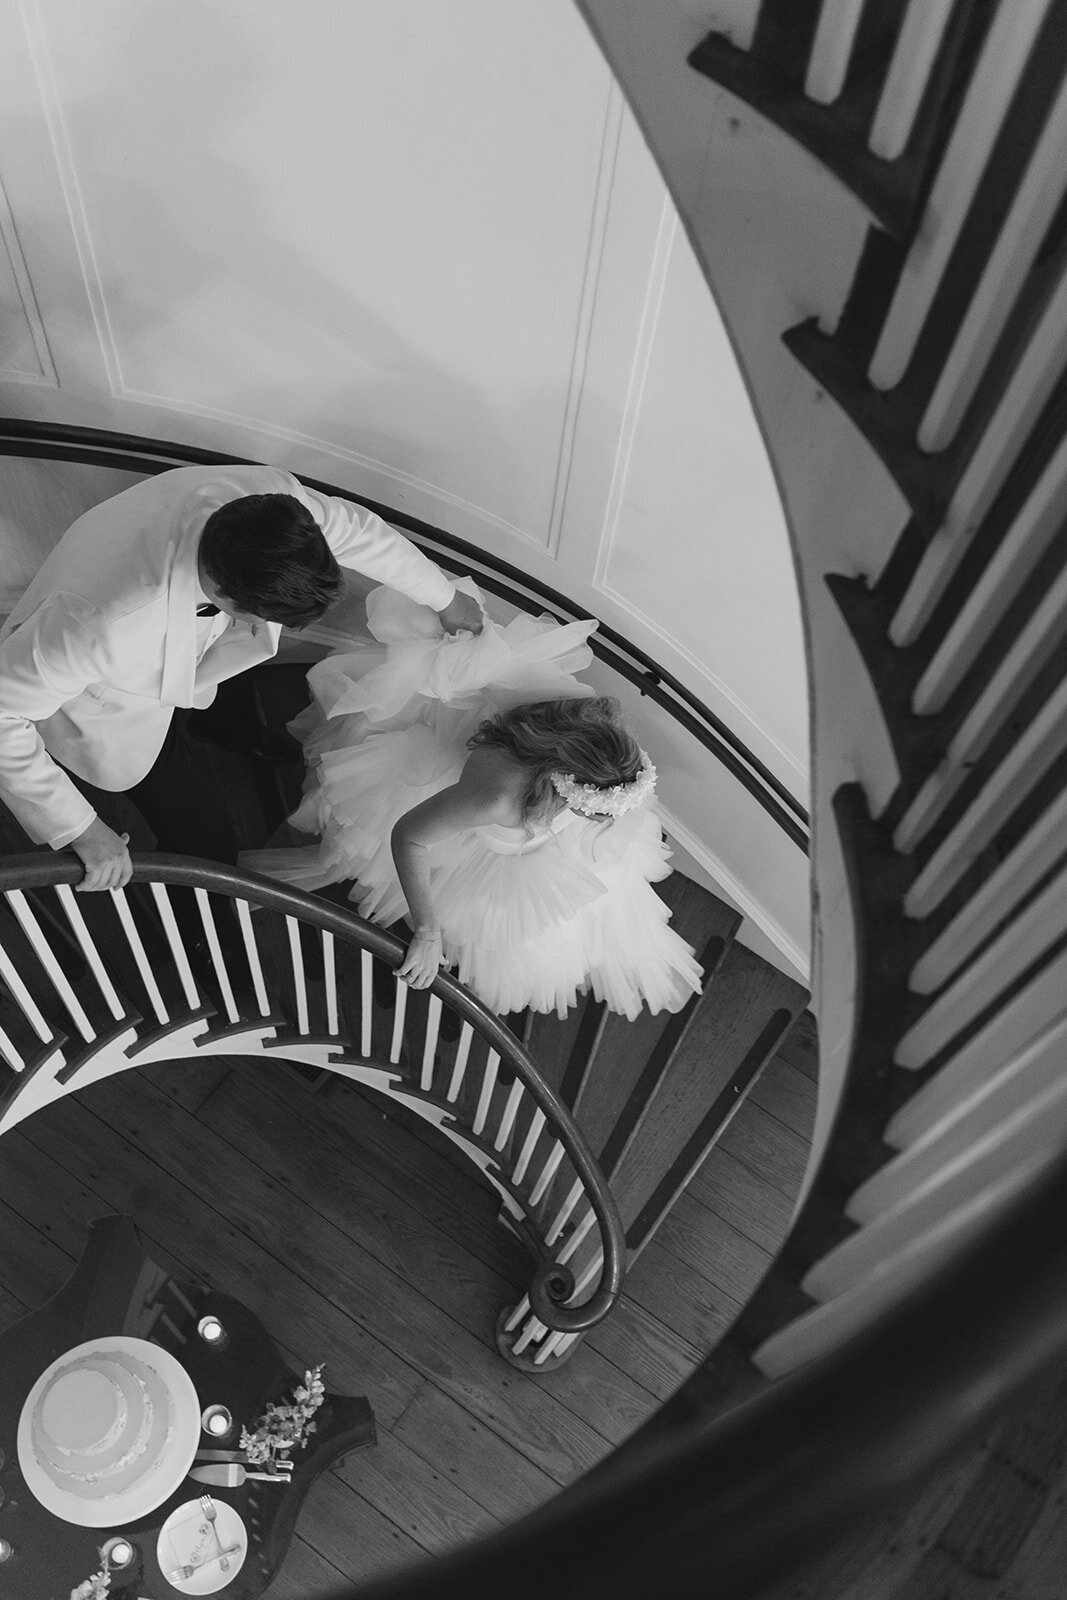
{"left": 0, "top": 599, "right": 132, "bottom": 887}
{"left": 291, "top": 479, "right": 483, "bottom": 634}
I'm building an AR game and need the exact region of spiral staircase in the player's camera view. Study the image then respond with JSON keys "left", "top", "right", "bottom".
{"left": 6, "top": 1, "right": 1067, "bottom": 1595}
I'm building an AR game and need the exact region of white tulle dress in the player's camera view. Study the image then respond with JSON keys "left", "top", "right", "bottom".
{"left": 249, "top": 581, "right": 704, "bottom": 1020}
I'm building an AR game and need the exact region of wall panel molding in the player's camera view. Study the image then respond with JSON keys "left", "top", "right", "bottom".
{"left": 17, "top": 0, "right": 124, "bottom": 395}
{"left": 0, "top": 170, "right": 57, "bottom": 388}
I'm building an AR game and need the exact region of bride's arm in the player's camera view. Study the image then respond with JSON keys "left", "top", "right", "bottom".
{"left": 391, "top": 750, "right": 519, "bottom": 988}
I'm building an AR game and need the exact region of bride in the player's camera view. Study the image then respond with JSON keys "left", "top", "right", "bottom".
{"left": 249, "top": 580, "right": 703, "bottom": 1019}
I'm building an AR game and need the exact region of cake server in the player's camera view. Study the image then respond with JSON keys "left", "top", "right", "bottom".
{"left": 190, "top": 1462, "right": 292, "bottom": 1486}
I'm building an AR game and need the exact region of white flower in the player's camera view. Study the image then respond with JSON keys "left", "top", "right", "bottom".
{"left": 551, "top": 751, "right": 656, "bottom": 818}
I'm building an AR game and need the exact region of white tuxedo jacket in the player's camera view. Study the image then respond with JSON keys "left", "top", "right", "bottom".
{"left": 0, "top": 464, "right": 456, "bottom": 849}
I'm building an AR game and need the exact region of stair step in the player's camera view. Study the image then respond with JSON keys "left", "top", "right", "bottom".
{"left": 608, "top": 944, "right": 809, "bottom": 1256}
{"left": 575, "top": 880, "right": 741, "bottom": 1175}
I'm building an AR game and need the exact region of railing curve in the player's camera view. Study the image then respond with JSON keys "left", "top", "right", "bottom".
{"left": 0, "top": 851, "right": 625, "bottom": 1358}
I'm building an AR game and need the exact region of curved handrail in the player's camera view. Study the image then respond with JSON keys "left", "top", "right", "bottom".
{"left": 0, "top": 417, "right": 809, "bottom": 851}
{"left": 0, "top": 850, "right": 626, "bottom": 1335}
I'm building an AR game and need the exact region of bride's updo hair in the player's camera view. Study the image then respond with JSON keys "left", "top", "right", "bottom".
{"left": 468, "top": 697, "right": 641, "bottom": 825}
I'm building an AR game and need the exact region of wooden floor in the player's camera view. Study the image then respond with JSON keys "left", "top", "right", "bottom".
{"left": 0, "top": 1015, "right": 816, "bottom": 1595}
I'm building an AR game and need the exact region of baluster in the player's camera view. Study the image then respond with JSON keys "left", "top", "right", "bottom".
{"left": 234, "top": 898, "right": 271, "bottom": 1017}
{"left": 869, "top": 1, "right": 1052, "bottom": 390}
{"left": 389, "top": 976, "right": 407, "bottom": 1064}
{"left": 148, "top": 883, "right": 200, "bottom": 1010}
{"left": 919, "top": 73, "right": 1067, "bottom": 451}
{"left": 54, "top": 886, "right": 125, "bottom": 1020}
{"left": 5, "top": 891, "right": 94, "bottom": 1042}
{"left": 420, "top": 995, "right": 442, "bottom": 1091}
{"left": 109, "top": 889, "right": 168, "bottom": 1024}
{"left": 528, "top": 1140, "right": 565, "bottom": 1207}
{"left": 196, "top": 890, "right": 239, "bottom": 1024}
{"left": 284, "top": 916, "right": 310, "bottom": 1034}
{"left": 360, "top": 949, "right": 373, "bottom": 1056}
{"left": 512, "top": 1108, "right": 546, "bottom": 1184}
{"left": 446, "top": 1023, "right": 474, "bottom": 1101}
{"left": 804, "top": 0, "right": 865, "bottom": 105}
{"left": 868, "top": 0, "right": 955, "bottom": 160}
{"left": 472, "top": 1050, "right": 500, "bottom": 1137}
{"left": 322, "top": 931, "right": 338, "bottom": 1035}
{"left": 545, "top": 1179, "right": 584, "bottom": 1247}
{"left": 493, "top": 1077, "right": 525, "bottom": 1153}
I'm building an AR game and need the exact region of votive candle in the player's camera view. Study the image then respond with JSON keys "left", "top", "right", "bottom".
{"left": 101, "top": 1536, "right": 134, "bottom": 1568}
{"left": 201, "top": 1404, "right": 233, "bottom": 1437}
{"left": 197, "top": 1315, "right": 228, "bottom": 1347}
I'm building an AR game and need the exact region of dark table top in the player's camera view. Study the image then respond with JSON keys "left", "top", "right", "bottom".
{"left": 0, "top": 1215, "right": 375, "bottom": 1599}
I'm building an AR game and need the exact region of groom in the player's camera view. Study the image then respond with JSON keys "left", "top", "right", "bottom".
{"left": 0, "top": 462, "right": 481, "bottom": 891}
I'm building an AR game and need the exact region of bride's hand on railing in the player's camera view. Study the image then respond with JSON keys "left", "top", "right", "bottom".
{"left": 397, "top": 928, "right": 446, "bottom": 988}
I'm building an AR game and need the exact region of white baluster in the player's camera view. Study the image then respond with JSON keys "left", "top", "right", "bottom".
{"left": 148, "top": 884, "right": 199, "bottom": 1011}
{"left": 360, "top": 950, "right": 373, "bottom": 1057}
{"left": 529, "top": 1141, "right": 565, "bottom": 1207}
{"left": 546, "top": 1179, "right": 584, "bottom": 1246}
{"left": 512, "top": 1108, "right": 546, "bottom": 1185}
{"left": 235, "top": 899, "right": 271, "bottom": 1017}
{"left": 0, "top": 935, "right": 53, "bottom": 1043}
{"left": 54, "top": 886, "right": 125, "bottom": 1020}
{"left": 285, "top": 916, "right": 310, "bottom": 1035}
{"left": 472, "top": 1050, "right": 500, "bottom": 1137}
{"left": 109, "top": 889, "right": 168, "bottom": 1025}
{"left": 886, "top": 1007, "right": 1067, "bottom": 1152}
{"left": 804, "top": 0, "right": 865, "bottom": 105}
{"left": 868, "top": 0, "right": 955, "bottom": 160}
{"left": 899, "top": 676, "right": 1067, "bottom": 913}
{"left": 911, "top": 451, "right": 1067, "bottom": 715}
{"left": 6, "top": 891, "right": 94, "bottom": 1041}
{"left": 197, "top": 890, "right": 239, "bottom": 1025}
{"left": 446, "top": 1023, "right": 473, "bottom": 1101}
{"left": 389, "top": 975, "right": 407, "bottom": 1063}
{"left": 909, "top": 787, "right": 1067, "bottom": 992}
{"left": 323, "top": 931, "right": 338, "bottom": 1035}
{"left": 920, "top": 74, "right": 1067, "bottom": 450}
{"left": 869, "top": 1, "right": 1053, "bottom": 391}
{"left": 421, "top": 995, "right": 442, "bottom": 1091}
{"left": 493, "top": 1077, "right": 525, "bottom": 1153}
{"left": 892, "top": 279, "right": 1067, "bottom": 646}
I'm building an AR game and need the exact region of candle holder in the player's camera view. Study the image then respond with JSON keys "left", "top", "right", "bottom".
{"left": 197, "top": 1314, "right": 229, "bottom": 1349}
{"left": 100, "top": 1535, "right": 136, "bottom": 1569}
{"left": 201, "top": 1403, "right": 233, "bottom": 1439}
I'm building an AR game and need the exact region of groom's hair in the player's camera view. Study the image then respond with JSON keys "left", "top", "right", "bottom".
{"left": 199, "top": 493, "right": 344, "bottom": 626}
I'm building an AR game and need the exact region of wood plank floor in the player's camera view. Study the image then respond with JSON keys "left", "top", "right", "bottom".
{"left": 0, "top": 1023, "right": 815, "bottom": 1594}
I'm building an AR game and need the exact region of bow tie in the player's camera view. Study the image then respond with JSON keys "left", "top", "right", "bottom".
{"left": 197, "top": 603, "right": 221, "bottom": 617}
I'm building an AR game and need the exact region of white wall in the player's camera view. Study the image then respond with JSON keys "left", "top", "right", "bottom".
{"left": 0, "top": 0, "right": 809, "bottom": 977}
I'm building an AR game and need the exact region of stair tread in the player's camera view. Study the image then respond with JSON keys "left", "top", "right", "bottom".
{"left": 607, "top": 943, "right": 808, "bottom": 1239}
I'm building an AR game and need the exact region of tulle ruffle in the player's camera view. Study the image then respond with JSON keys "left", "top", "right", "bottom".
{"left": 245, "top": 581, "right": 704, "bottom": 1018}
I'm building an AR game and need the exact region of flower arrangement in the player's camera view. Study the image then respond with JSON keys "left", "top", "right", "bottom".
{"left": 239, "top": 1364, "right": 325, "bottom": 1468}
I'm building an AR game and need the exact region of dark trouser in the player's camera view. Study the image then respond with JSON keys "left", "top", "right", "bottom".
{"left": 124, "top": 709, "right": 240, "bottom": 865}
{"left": 65, "top": 710, "right": 241, "bottom": 959}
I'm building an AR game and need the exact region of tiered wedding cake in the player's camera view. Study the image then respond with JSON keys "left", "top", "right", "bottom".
{"left": 32, "top": 1348, "right": 175, "bottom": 1501}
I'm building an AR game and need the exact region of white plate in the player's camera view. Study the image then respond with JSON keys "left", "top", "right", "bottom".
{"left": 157, "top": 1497, "right": 248, "bottom": 1594}
{"left": 17, "top": 1335, "right": 201, "bottom": 1528}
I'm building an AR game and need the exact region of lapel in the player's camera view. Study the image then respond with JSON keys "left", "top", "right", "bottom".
{"left": 160, "top": 519, "right": 203, "bottom": 708}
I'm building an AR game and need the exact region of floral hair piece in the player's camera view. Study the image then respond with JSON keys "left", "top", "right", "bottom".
{"left": 551, "top": 751, "right": 656, "bottom": 817}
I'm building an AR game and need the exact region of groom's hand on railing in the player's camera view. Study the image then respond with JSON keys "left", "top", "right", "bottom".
{"left": 436, "top": 591, "right": 483, "bottom": 636}
{"left": 70, "top": 818, "right": 132, "bottom": 892}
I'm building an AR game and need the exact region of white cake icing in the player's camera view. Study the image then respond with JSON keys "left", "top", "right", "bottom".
{"left": 32, "top": 1348, "right": 175, "bottom": 1500}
